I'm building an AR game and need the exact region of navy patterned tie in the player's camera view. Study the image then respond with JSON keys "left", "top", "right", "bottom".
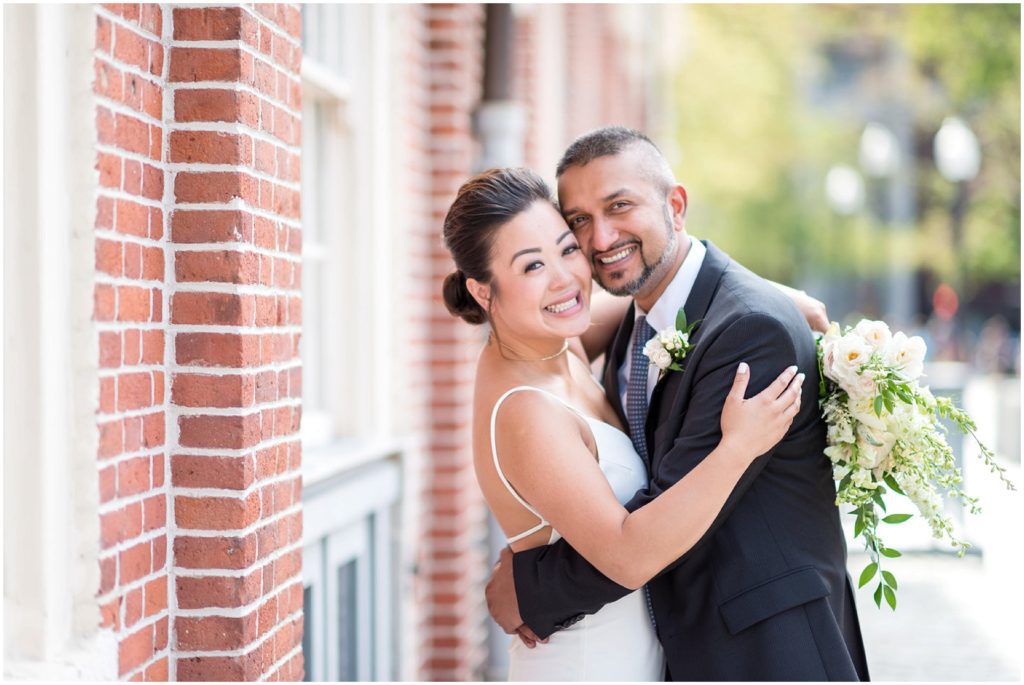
{"left": 626, "top": 316, "right": 660, "bottom": 631}
{"left": 626, "top": 316, "right": 655, "bottom": 461}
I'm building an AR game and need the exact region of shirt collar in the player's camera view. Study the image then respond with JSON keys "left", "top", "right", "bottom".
{"left": 634, "top": 236, "right": 706, "bottom": 334}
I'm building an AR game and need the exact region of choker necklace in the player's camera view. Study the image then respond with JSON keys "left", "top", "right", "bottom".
{"left": 494, "top": 337, "right": 569, "bottom": 362}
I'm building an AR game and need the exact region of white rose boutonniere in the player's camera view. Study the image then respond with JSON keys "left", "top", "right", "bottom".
{"left": 642, "top": 308, "right": 699, "bottom": 380}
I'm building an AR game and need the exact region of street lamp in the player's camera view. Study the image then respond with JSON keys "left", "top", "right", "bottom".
{"left": 933, "top": 116, "right": 981, "bottom": 354}
{"left": 934, "top": 116, "right": 981, "bottom": 183}
{"left": 857, "top": 121, "right": 907, "bottom": 323}
{"left": 859, "top": 121, "right": 901, "bottom": 180}
{"left": 825, "top": 164, "right": 865, "bottom": 216}
{"left": 823, "top": 164, "right": 866, "bottom": 311}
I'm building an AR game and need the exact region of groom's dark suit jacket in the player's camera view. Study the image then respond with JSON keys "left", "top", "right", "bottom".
{"left": 512, "top": 242, "right": 870, "bottom": 681}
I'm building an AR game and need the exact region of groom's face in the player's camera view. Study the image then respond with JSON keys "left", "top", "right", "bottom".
{"left": 557, "top": 147, "right": 683, "bottom": 298}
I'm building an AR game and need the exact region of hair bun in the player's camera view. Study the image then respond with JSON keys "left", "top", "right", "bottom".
{"left": 442, "top": 270, "right": 487, "bottom": 325}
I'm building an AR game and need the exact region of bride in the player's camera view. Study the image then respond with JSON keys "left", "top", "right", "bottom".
{"left": 442, "top": 168, "right": 812, "bottom": 681}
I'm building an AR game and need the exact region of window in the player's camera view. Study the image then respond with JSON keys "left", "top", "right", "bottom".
{"left": 301, "top": 458, "right": 398, "bottom": 681}
{"left": 299, "top": 5, "right": 404, "bottom": 680}
{"left": 299, "top": 4, "right": 351, "bottom": 449}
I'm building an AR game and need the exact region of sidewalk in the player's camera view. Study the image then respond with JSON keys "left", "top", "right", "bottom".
{"left": 849, "top": 551, "right": 1021, "bottom": 681}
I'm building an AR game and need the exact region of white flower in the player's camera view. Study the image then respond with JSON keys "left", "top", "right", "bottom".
{"left": 829, "top": 334, "right": 872, "bottom": 391}
{"left": 849, "top": 368, "right": 879, "bottom": 400}
{"left": 849, "top": 395, "right": 888, "bottom": 433}
{"left": 644, "top": 337, "right": 673, "bottom": 370}
{"left": 820, "top": 322, "right": 842, "bottom": 378}
{"left": 855, "top": 424, "right": 897, "bottom": 469}
{"left": 854, "top": 319, "right": 893, "bottom": 351}
{"left": 658, "top": 329, "right": 685, "bottom": 352}
{"left": 885, "top": 331, "right": 927, "bottom": 380}
{"left": 825, "top": 443, "right": 855, "bottom": 467}
{"left": 828, "top": 416, "right": 855, "bottom": 445}
{"left": 643, "top": 318, "right": 695, "bottom": 374}
{"left": 850, "top": 467, "right": 880, "bottom": 491}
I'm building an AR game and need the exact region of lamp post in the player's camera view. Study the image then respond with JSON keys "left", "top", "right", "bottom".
{"left": 858, "top": 121, "right": 910, "bottom": 323}
{"left": 933, "top": 116, "right": 978, "bottom": 309}
{"left": 824, "top": 164, "right": 866, "bottom": 316}
{"left": 933, "top": 116, "right": 981, "bottom": 350}
{"left": 859, "top": 121, "right": 901, "bottom": 181}
{"left": 826, "top": 164, "right": 866, "bottom": 217}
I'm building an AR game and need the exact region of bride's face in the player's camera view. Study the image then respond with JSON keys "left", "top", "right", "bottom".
{"left": 475, "top": 200, "right": 592, "bottom": 344}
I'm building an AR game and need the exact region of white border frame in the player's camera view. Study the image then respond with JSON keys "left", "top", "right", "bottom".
{"left": 3, "top": 5, "right": 116, "bottom": 678}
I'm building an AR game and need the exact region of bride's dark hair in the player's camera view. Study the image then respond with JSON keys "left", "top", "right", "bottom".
{"left": 442, "top": 168, "right": 555, "bottom": 325}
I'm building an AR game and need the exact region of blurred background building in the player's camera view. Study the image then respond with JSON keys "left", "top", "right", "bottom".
{"left": 3, "top": 3, "right": 1019, "bottom": 682}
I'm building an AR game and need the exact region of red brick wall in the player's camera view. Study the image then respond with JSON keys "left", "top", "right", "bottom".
{"left": 404, "top": 5, "right": 654, "bottom": 679}
{"left": 513, "top": 10, "right": 540, "bottom": 171}
{"left": 94, "top": 4, "right": 304, "bottom": 680}
{"left": 94, "top": 4, "right": 171, "bottom": 680}
{"left": 423, "top": 6, "right": 490, "bottom": 680}
{"left": 562, "top": 6, "right": 645, "bottom": 139}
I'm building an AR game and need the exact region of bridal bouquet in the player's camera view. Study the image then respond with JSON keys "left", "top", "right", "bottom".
{"left": 816, "top": 320, "right": 1014, "bottom": 610}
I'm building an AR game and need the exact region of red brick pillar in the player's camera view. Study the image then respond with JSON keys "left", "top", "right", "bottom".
{"left": 421, "top": 4, "right": 491, "bottom": 681}
{"left": 94, "top": 4, "right": 171, "bottom": 680}
{"left": 166, "top": 5, "right": 303, "bottom": 681}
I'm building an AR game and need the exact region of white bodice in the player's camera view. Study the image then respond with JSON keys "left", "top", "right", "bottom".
{"left": 488, "top": 386, "right": 665, "bottom": 681}
{"left": 489, "top": 385, "right": 647, "bottom": 544}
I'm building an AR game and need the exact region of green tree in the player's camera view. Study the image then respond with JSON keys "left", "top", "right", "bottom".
{"left": 667, "top": 4, "right": 1020, "bottom": 300}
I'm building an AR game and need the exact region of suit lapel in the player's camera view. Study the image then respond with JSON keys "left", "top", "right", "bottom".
{"left": 645, "top": 240, "right": 730, "bottom": 437}
{"left": 602, "top": 299, "right": 635, "bottom": 429}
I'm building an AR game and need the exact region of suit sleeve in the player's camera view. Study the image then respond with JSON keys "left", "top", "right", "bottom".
{"left": 624, "top": 312, "right": 800, "bottom": 570}
{"left": 512, "top": 312, "right": 800, "bottom": 637}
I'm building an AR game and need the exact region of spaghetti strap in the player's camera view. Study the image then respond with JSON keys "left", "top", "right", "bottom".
{"left": 489, "top": 386, "right": 586, "bottom": 544}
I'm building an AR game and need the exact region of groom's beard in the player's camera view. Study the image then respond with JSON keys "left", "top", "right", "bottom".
{"left": 594, "top": 205, "right": 677, "bottom": 297}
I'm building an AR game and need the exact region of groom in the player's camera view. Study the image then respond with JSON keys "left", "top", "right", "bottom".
{"left": 485, "top": 127, "right": 870, "bottom": 680}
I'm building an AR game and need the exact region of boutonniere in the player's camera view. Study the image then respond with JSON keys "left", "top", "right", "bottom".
{"left": 643, "top": 308, "right": 699, "bottom": 380}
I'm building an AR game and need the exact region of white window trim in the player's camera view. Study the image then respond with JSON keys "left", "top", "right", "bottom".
{"left": 300, "top": 4, "right": 397, "bottom": 448}
{"left": 3, "top": 5, "right": 117, "bottom": 678}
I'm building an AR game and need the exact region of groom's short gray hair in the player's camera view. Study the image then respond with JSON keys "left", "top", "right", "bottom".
{"left": 555, "top": 126, "right": 675, "bottom": 194}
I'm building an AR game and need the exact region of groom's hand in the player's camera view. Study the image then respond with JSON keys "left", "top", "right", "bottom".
{"left": 486, "top": 547, "right": 546, "bottom": 648}
{"left": 796, "top": 291, "right": 829, "bottom": 333}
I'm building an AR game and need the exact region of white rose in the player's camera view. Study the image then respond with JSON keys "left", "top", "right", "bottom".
{"left": 652, "top": 347, "right": 673, "bottom": 370}
{"left": 854, "top": 319, "right": 892, "bottom": 351}
{"left": 855, "top": 424, "right": 896, "bottom": 469}
{"left": 644, "top": 338, "right": 672, "bottom": 370}
{"left": 830, "top": 334, "right": 872, "bottom": 392}
{"left": 820, "top": 322, "right": 842, "bottom": 381}
{"left": 885, "top": 331, "right": 927, "bottom": 380}
{"left": 849, "top": 396, "right": 888, "bottom": 432}
{"left": 848, "top": 368, "right": 878, "bottom": 400}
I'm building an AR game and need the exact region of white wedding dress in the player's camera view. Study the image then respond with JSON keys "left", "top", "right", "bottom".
{"left": 490, "top": 386, "right": 666, "bottom": 682}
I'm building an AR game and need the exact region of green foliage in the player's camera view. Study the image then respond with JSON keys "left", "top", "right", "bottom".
{"left": 667, "top": 5, "right": 1020, "bottom": 288}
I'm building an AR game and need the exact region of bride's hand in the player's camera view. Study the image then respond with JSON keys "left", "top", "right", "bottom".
{"left": 720, "top": 363, "right": 804, "bottom": 459}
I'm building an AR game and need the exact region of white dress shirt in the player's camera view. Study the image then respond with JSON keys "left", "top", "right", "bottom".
{"left": 618, "top": 236, "right": 706, "bottom": 411}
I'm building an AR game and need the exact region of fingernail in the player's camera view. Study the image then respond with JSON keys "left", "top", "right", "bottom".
{"left": 738, "top": 362, "right": 749, "bottom": 374}
{"left": 797, "top": 373, "right": 806, "bottom": 383}
{"left": 788, "top": 365, "right": 799, "bottom": 374}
